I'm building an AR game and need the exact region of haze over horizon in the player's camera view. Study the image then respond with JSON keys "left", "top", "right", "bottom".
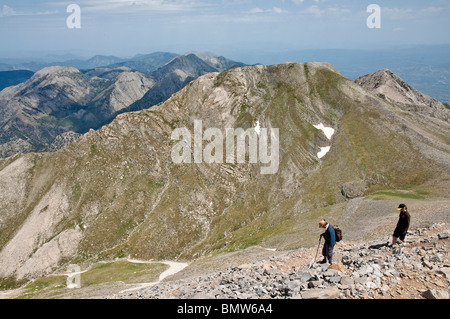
{"left": 0, "top": 0, "right": 449, "bottom": 64}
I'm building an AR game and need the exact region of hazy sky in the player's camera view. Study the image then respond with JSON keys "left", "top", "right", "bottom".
{"left": 0, "top": 0, "right": 449, "bottom": 62}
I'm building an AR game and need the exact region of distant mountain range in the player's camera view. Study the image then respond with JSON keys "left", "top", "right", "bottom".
{"left": 2, "top": 46, "right": 450, "bottom": 104}
{"left": 0, "top": 52, "right": 245, "bottom": 157}
{"left": 0, "top": 52, "right": 175, "bottom": 73}
{"left": 0, "top": 51, "right": 245, "bottom": 74}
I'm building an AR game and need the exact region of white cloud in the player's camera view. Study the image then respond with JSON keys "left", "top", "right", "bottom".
{"left": 0, "top": 5, "right": 17, "bottom": 17}
{"left": 65, "top": 0, "right": 212, "bottom": 13}
{"left": 305, "top": 5, "right": 322, "bottom": 16}
{"left": 0, "top": 5, "right": 57, "bottom": 18}
{"left": 250, "top": 7, "right": 265, "bottom": 13}
{"left": 249, "top": 7, "right": 287, "bottom": 14}
{"left": 219, "top": 14, "right": 278, "bottom": 23}
{"left": 301, "top": 4, "right": 351, "bottom": 17}
{"left": 420, "top": 6, "right": 444, "bottom": 14}
{"left": 291, "top": 0, "right": 321, "bottom": 4}
{"left": 273, "top": 7, "right": 288, "bottom": 14}
{"left": 382, "top": 7, "right": 414, "bottom": 19}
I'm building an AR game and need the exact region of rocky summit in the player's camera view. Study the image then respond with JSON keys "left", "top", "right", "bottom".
{"left": 355, "top": 68, "right": 449, "bottom": 122}
{"left": 111, "top": 223, "right": 449, "bottom": 300}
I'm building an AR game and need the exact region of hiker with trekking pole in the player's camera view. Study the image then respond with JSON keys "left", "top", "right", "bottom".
{"left": 318, "top": 219, "right": 336, "bottom": 264}
{"left": 309, "top": 220, "right": 342, "bottom": 268}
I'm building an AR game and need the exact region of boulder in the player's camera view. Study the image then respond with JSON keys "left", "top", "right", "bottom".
{"left": 421, "top": 289, "right": 449, "bottom": 300}
{"left": 341, "top": 180, "right": 367, "bottom": 199}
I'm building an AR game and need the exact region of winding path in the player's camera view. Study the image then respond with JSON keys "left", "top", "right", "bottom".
{"left": 118, "top": 260, "right": 188, "bottom": 294}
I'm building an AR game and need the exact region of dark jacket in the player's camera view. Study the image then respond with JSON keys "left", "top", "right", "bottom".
{"left": 395, "top": 210, "right": 411, "bottom": 234}
{"left": 322, "top": 224, "right": 336, "bottom": 248}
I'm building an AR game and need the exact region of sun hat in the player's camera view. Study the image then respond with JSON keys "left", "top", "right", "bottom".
{"left": 319, "top": 219, "right": 327, "bottom": 228}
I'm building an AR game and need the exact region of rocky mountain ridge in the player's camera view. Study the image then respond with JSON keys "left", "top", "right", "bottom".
{"left": 120, "top": 53, "right": 222, "bottom": 114}
{"left": 0, "top": 66, "right": 152, "bottom": 157}
{"left": 0, "top": 61, "right": 448, "bottom": 292}
{"left": 356, "top": 68, "right": 449, "bottom": 122}
{"left": 0, "top": 52, "right": 245, "bottom": 158}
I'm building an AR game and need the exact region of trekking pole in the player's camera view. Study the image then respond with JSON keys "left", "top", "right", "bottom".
{"left": 309, "top": 236, "right": 322, "bottom": 269}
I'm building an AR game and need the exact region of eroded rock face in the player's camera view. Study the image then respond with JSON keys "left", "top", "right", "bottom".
{"left": 92, "top": 71, "right": 155, "bottom": 113}
{"left": 0, "top": 182, "right": 78, "bottom": 280}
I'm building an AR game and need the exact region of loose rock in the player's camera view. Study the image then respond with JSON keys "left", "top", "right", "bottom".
{"left": 109, "top": 223, "right": 449, "bottom": 300}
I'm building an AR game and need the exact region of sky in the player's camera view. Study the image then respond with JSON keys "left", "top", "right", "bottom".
{"left": 0, "top": 0, "right": 449, "bottom": 63}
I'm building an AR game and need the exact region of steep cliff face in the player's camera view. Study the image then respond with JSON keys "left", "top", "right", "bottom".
{"left": 0, "top": 62, "right": 449, "bottom": 286}
{"left": 90, "top": 71, "right": 155, "bottom": 113}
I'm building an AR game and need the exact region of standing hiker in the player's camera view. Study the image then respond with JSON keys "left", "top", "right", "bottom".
{"left": 319, "top": 219, "right": 336, "bottom": 264}
{"left": 391, "top": 203, "right": 411, "bottom": 246}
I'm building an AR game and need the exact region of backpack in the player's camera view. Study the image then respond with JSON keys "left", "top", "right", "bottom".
{"left": 334, "top": 225, "right": 343, "bottom": 242}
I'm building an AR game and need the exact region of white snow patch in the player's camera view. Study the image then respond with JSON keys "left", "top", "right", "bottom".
{"left": 313, "top": 123, "right": 335, "bottom": 140}
{"left": 313, "top": 123, "right": 335, "bottom": 159}
{"left": 317, "top": 146, "right": 331, "bottom": 159}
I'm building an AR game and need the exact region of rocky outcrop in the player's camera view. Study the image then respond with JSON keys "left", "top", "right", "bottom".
{"left": 94, "top": 71, "right": 155, "bottom": 113}
{"left": 112, "top": 223, "right": 449, "bottom": 299}
{"left": 341, "top": 180, "right": 367, "bottom": 199}
{"left": 356, "top": 69, "right": 449, "bottom": 122}
{"left": 46, "top": 131, "right": 81, "bottom": 152}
